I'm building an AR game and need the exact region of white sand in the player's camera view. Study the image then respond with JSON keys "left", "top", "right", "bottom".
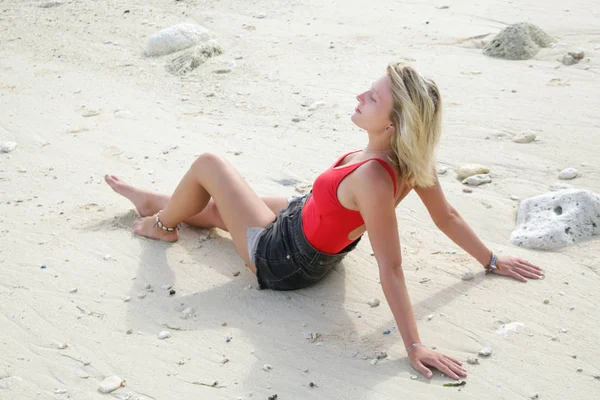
{"left": 1, "top": 1, "right": 599, "bottom": 399}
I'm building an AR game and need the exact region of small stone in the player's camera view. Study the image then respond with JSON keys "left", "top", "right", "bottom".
{"left": 562, "top": 54, "right": 578, "bottom": 65}
{"left": 145, "top": 283, "right": 152, "bottom": 290}
{"left": 558, "top": 168, "right": 578, "bottom": 180}
{"left": 530, "top": 393, "right": 539, "bottom": 399}
{"left": 98, "top": 376, "right": 125, "bottom": 393}
{"left": 437, "top": 166, "right": 449, "bottom": 175}
{"left": 103, "top": 254, "right": 111, "bottom": 260}
{"left": 551, "top": 336, "right": 558, "bottom": 341}
{"left": 292, "top": 117, "right": 302, "bottom": 123}
{"left": 40, "top": 1, "right": 63, "bottom": 8}
{"left": 221, "top": 322, "right": 227, "bottom": 326}
{"left": 462, "top": 174, "right": 491, "bottom": 186}
{"left": 383, "top": 330, "right": 391, "bottom": 335}
{"left": 410, "top": 374, "right": 418, "bottom": 380}
{"left": 370, "top": 359, "right": 378, "bottom": 365}
{"left": 181, "top": 307, "right": 194, "bottom": 319}
{"left": 126, "top": 329, "right": 133, "bottom": 335}
{"left": 560, "top": 328, "right": 568, "bottom": 333}
{"left": 254, "top": 12, "right": 266, "bottom": 19}
{"left": 367, "top": 298, "right": 380, "bottom": 307}
{"left": 56, "top": 342, "right": 68, "bottom": 349}
{"left": 510, "top": 195, "right": 520, "bottom": 201}
{"left": 512, "top": 131, "right": 536, "bottom": 143}
{"left": 461, "top": 272, "right": 475, "bottom": 281}
{"left": 69, "top": 288, "right": 78, "bottom": 293}
{"left": 577, "top": 368, "right": 582, "bottom": 372}
{"left": 226, "top": 337, "right": 232, "bottom": 343}
{"left": 308, "top": 101, "right": 326, "bottom": 111}
{"left": 309, "top": 381, "right": 316, "bottom": 387}
{"left": 169, "top": 289, "right": 176, "bottom": 296}
{"left": 221, "top": 357, "right": 229, "bottom": 364}
{"left": 1, "top": 141, "right": 17, "bottom": 153}
{"left": 137, "top": 292, "right": 146, "bottom": 299}
{"left": 427, "top": 314, "right": 434, "bottom": 321}
{"left": 558, "top": 291, "right": 565, "bottom": 296}
{"left": 570, "top": 354, "right": 577, "bottom": 359}
{"left": 123, "top": 296, "right": 131, "bottom": 302}
{"left": 456, "top": 164, "right": 490, "bottom": 180}
{"left": 158, "top": 331, "right": 171, "bottom": 340}
{"left": 467, "top": 356, "right": 479, "bottom": 365}
{"left": 262, "top": 364, "right": 273, "bottom": 371}
{"left": 146, "top": 24, "right": 210, "bottom": 57}
{"left": 54, "top": 389, "right": 67, "bottom": 394}
{"left": 543, "top": 299, "right": 550, "bottom": 304}
{"left": 374, "top": 351, "right": 388, "bottom": 360}
{"left": 233, "top": 271, "right": 240, "bottom": 277}
{"left": 463, "top": 187, "right": 473, "bottom": 193}
{"left": 478, "top": 347, "right": 492, "bottom": 357}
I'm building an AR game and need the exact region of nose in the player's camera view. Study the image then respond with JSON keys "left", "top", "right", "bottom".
{"left": 356, "top": 92, "right": 365, "bottom": 104}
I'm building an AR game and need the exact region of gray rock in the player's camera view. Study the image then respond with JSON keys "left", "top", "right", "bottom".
{"left": 512, "top": 131, "right": 536, "bottom": 143}
{"left": 483, "top": 23, "right": 553, "bottom": 60}
{"left": 367, "top": 298, "right": 380, "bottom": 307}
{"left": 510, "top": 189, "right": 600, "bottom": 250}
{"left": 462, "top": 174, "right": 491, "bottom": 186}
{"left": 456, "top": 164, "right": 490, "bottom": 180}
{"left": 466, "top": 356, "right": 479, "bottom": 365}
{"left": 166, "top": 40, "right": 223, "bottom": 76}
{"left": 558, "top": 168, "right": 578, "bottom": 180}
{"left": 461, "top": 272, "right": 475, "bottom": 281}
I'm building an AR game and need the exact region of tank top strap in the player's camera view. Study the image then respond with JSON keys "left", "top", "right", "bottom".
{"left": 342, "top": 158, "right": 398, "bottom": 197}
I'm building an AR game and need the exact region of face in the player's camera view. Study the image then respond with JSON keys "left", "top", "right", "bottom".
{"left": 351, "top": 75, "right": 395, "bottom": 133}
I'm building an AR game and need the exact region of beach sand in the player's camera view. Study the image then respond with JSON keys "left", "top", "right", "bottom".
{"left": 1, "top": 1, "right": 599, "bottom": 399}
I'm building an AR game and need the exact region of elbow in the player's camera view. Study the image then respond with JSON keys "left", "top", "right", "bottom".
{"left": 434, "top": 209, "right": 459, "bottom": 230}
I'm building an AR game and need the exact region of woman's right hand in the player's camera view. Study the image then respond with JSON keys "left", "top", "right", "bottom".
{"left": 409, "top": 346, "right": 468, "bottom": 380}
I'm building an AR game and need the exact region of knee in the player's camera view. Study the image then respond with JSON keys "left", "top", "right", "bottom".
{"left": 193, "top": 152, "right": 222, "bottom": 169}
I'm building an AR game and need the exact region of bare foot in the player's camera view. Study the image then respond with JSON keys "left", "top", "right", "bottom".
{"left": 104, "top": 175, "right": 163, "bottom": 217}
{"left": 133, "top": 216, "right": 178, "bottom": 242}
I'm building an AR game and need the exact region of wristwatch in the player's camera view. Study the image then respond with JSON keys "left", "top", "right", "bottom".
{"left": 485, "top": 253, "right": 499, "bottom": 275}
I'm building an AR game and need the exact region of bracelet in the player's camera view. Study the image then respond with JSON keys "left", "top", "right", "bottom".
{"left": 406, "top": 343, "right": 425, "bottom": 354}
{"left": 484, "top": 253, "right": 500, "bottom": 275}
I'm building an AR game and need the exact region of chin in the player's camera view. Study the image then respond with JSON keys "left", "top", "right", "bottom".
{"left": 350, "top": 112, "right": 365, "bottom": 129}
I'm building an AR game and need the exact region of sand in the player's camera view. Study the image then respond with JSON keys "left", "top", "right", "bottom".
{"left": 1, "top": 1, "right": 599, "bottom": 399}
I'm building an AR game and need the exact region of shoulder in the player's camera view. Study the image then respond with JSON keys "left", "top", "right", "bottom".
{"left": 350, "top": 160, "right": 396, "bottom": 198}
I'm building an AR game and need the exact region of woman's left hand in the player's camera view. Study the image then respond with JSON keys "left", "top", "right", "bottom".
{"left": 491, "top": 255, "right": 544, "bottom": 282}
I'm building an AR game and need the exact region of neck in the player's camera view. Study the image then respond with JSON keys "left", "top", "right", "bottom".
{"left": 365, "top": 129, "right": 393, "bottom": 154}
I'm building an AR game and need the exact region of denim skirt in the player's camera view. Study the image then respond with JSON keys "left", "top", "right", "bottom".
{"left": 249, "top": 194, "right": 361, "bottom": 291}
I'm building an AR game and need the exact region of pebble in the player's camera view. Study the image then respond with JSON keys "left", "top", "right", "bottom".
{"left": 461, "top": 272, "right": 475, "bottom": 281}
{"left": 40, "top": 1, "right": 63, "bottom": 8}
{"left": 558, "top": 291, "right": 565, "bottom": 296}
{"left": 137, "top": 292, "right": 146, "bottom": 299}
{"left": 69, "top": 288, "right": 78, "bottom": 293}
{"left": 308, "top": 101, "right": 326, "bottom": 111}
{"left": 158, "top": 331, "right": 171, "bottom": 340}
{"left": 1, "top": 141, "right": 17, "bottom": 153}
{"left": 462, "top": 187, "right": 473, "bottom": 193}
{"left": 103, "top": 254, "right": 112, "bottom": 260}
{"left": 383, "top": 330, "right": 391, "bottom": 335}
{"left": 181, "top": 307, "right": 194, "bottom": 319}
{"left": 374, "top": 351, "right": 388, "bottom": 360}
{"left": 510, "top": 195, "right": 520, "bottom": 201}
{"left": 54, "top": 389, "right": 67, "bottom": 394}
{"left": 367, "top": 298, "right": 380, "bottom": 307}
{"left": 254, "top": 12, "right": 266, "bottom": 19}
{"left": 233, "top": 271, "right": 240, "bottom": 277}
{"left": 466, "top": 356, "right": 479, "bottom": 365}
{"left": 560, "top": 328, "right": 568, "bottom": 333}
{"left": 577, "top": 368, "right": 582, "bottom": 372}
{"left": 427, "top": 314, "right": 434, "bottom": 321}
{"left": 160, "top": 284, "right": 172, "bottom": 291}
{"left": 98, "top": 376, "right": 125, "bottom": 393}
{"left": 221, "top": 357, "right": 229, "bottom": 364}
{"left": 169, "top": 289, "right": 176, "bottom": 296}
{"left": 262, "top": 364, "right": 273, "bottom": 371}
{"left": 456, "top": 164, "right": 490, "bottom": 180}
{"left": 123, "top": 296, "right": 131, "bottom": 302}
{"left": 558, "top": 168, "right": 578, "bottom": 180}
{"left": 126, "top": 329, "right": 133, "bottom": 335}
{"left": 530, "top": 393, "right": 539, "bottom": 399}
{"left": 478, "top": 347, "right": 492, "bottom": 357}
{"left": 462, "top": 174, "right": 491, "bottom": 186}
{"left": 543, "top": 299, "right": 550, "bottom": 304}
{"left": 309, "top": 382, "right": 316, "bottom": 387}
{"left": 512, "top": 131, "right": 536, "bottom": 143}
{"left": 41, "top": 265, "right": 47, "bottom": 269}
{"left": 291, "top": 117, "right": 303, "bottom": 123}
{"left": 437, "top": 166, "right": 449, "bottom": 175}
{"left": 410, "top": 374, "right": 418, "bottom": 380}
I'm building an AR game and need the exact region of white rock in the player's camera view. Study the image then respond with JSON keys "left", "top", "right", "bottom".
{"left": 530, "top": 393, "right": 539, "bottom": 399}
{"left": 69, "top": 288, "right": 77, "bottom": 293}
{"left": 512, "top": 131, "right": 536, "bottom": 143}
{"left": 1, "top": 141, "right": 17, "bottom": 153}
{"left": 558, "top": 168, "right": 578, "bottom": 180}
{"left": 437, "top": 166, "right": 449, "bottom": 175}
{"left": 466, "top": 356, "right": 479, "bottom": 365}
{"left": 254, "top": 12, "right": 266, "bottom": 19}
{"left": 510, "top": 189, "right": 600, "bottom": 250}
{"left": 561, "top": 328, "right": 568, "bottom": 333}
{"left": 98, "top": 376, "right": 125, "bottom": 393}
{"left": 456, "top": 164, "right": 490, "bottom": 180}
{"left": 181, "top": 307, "right": 194, "bottom": 319}
{"left": 550, "top": 182, "right": 574, "bottom": 191}
{"left": 103, "top": 254, "right": 111, "bottom": 260}
{"left": 146, "top": 24, "right": 210, "bottom": 57}
{"left": 410, "top": 374, "right": 418, "bottom": 380}
{"left": 510, "top": 195, "right": 520, "bottom": 201}
{"left": 427, "top": 314, "right": 434, "bottom": 321}
{"left": 462, "top": 174, "right": 491, "bottom": 186}
{"left": 123, "top": 296, "right": 131, "bottom": 302}
{"left": 137, "top": 292, "right": 146, "bottom": 299}
{"left": 367, "top": 298, "right": 380, "bottom": 307}
{"left": 158, "top": 331, "right": 171, "bottom": 340}
{"left": 308, "top": 101, "right": 326, "bottom": 111}
{"left": 463, "top": 187, "right": 473, "bottom": 193}
{"left": 461, "top": 272, "right": 475, "bottom": 281}
{"left": 262, "top": 364, "right": 273, "bottom": 371}
{"left": 478, "top": 347, "right": 492, "bottom": 356}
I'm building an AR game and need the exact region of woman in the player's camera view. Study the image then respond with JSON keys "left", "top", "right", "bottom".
{"left": 105, "top": 63, "right": 544, "bottom": 381}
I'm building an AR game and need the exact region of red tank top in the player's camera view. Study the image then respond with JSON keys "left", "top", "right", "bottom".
{"left": 301, "top": 150, "right": 398, "bottom": 254}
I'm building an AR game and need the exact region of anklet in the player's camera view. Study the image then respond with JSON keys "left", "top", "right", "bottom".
{"left": 155, "top": 211, "right": 181, "bottom": 232}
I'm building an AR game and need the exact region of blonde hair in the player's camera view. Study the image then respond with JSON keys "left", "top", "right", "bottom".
{"left": 386, "top": 63, "right": 442, "bottom": 187}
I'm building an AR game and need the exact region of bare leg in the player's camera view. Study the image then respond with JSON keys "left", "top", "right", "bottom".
{"left": 112, "top": 153, "right": 287, "bottom": 270}
{"left": 104, "top": 175, "right": 288, "bottom": 230}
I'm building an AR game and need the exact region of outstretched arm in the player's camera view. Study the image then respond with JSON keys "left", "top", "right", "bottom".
{"left": 352, "top": 163, "right": 467, "bottom": 380}
{"left": 415, "top": 176, "right": 544, "bottom": 281}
